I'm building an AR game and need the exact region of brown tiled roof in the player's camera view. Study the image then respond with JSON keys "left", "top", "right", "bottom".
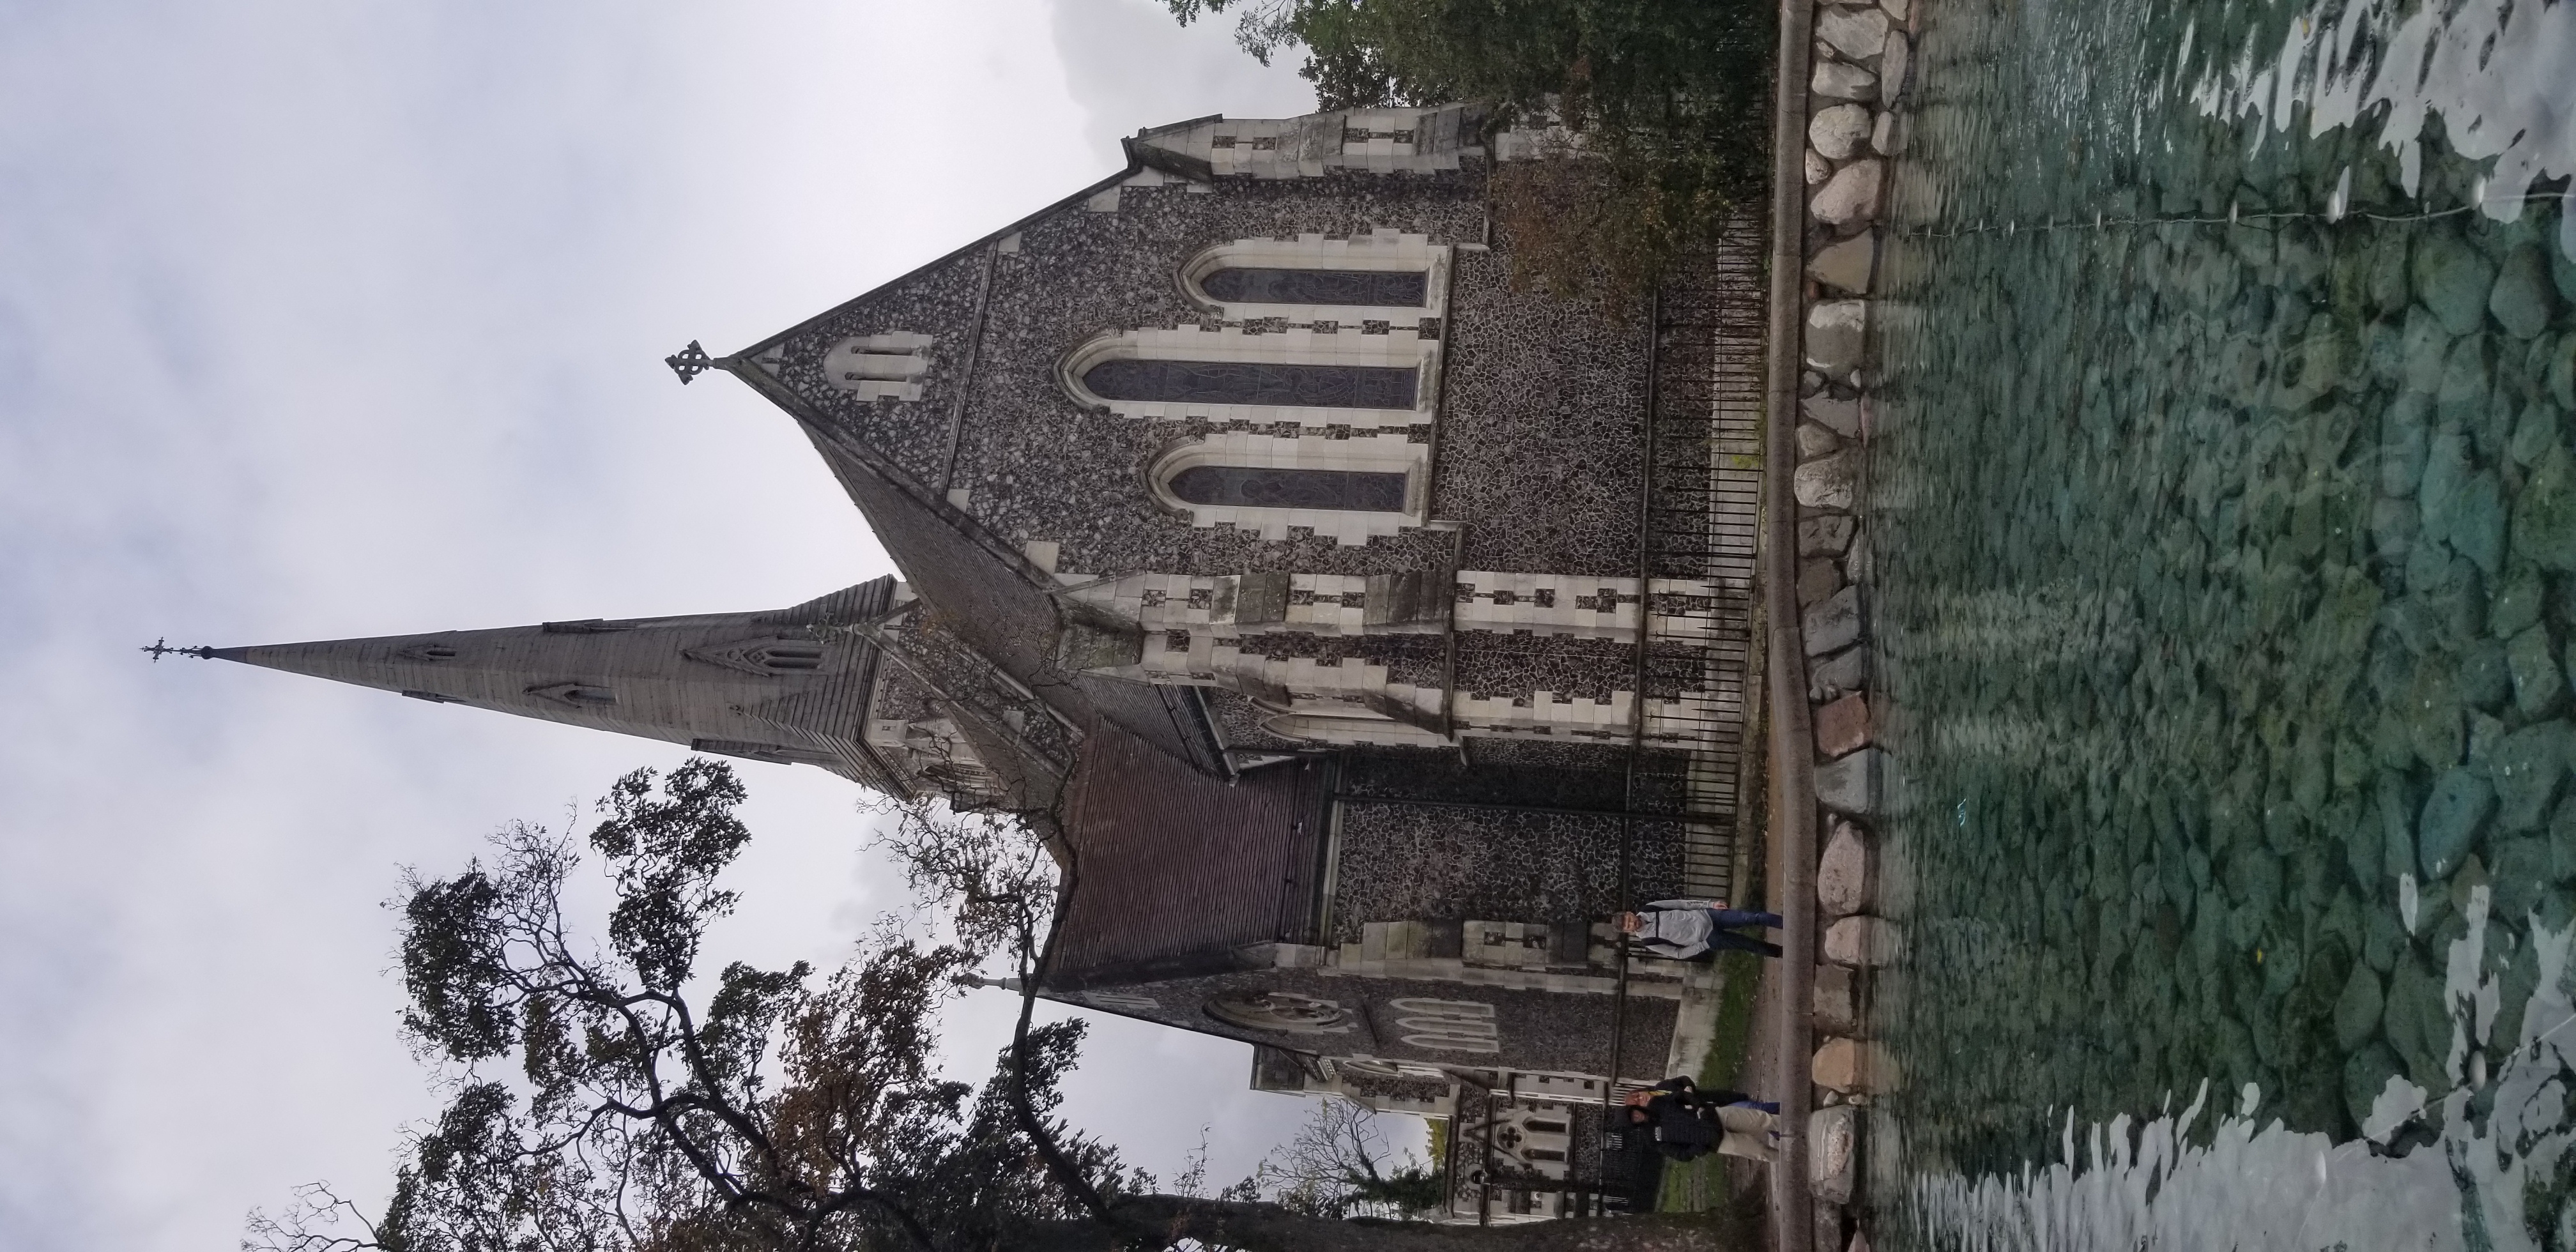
{"left": 1045, "top": 728, "right": 1324, "bottom": 984}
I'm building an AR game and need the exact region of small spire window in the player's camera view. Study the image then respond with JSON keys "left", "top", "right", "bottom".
{"left": 526, "top": 682, "right": 617, "bottom": 708}
{"left": 822, "top": 333, "right": 934, "bottom": 401}
{"left": 683, "top": 637, "right": 831, "bottom": 677}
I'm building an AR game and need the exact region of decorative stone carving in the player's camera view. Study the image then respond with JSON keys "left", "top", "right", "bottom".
{"left": 684, "top": 636, "right": 829, "bottom": 677}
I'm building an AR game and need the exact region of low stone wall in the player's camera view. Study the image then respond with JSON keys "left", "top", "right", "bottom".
{"left": 1792, "top": 0, "right": 1920, "bottom": 1245}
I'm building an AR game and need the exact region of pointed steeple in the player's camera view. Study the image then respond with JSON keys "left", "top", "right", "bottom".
{"left": 209, "top": 580, "right": 907, "bottom": 790}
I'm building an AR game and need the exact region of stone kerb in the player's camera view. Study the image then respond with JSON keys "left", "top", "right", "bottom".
{"left": 1794, "top": 0, "right": 1915, "bottom": 1242}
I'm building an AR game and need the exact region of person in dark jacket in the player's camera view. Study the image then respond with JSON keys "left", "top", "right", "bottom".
{"left": 1623, "top": 1076, "right": 1781, "bottom": 1163}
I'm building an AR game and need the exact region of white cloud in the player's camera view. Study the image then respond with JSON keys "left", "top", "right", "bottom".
{"left": 0, "top": 1, "right": 1321, "bottom": 1246}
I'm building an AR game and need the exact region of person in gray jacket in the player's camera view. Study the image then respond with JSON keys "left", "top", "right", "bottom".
{"left": 1614, "top": 898, "right": 1784, "bottom": 959}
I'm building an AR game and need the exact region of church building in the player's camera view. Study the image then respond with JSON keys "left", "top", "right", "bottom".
{"left": 195, "top": 105, "right": 1766, "bottom": 1156}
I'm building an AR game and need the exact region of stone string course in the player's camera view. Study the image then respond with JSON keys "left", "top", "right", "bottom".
{"left": 1792, "top": 0, "right": 1919, "bottom": 1245}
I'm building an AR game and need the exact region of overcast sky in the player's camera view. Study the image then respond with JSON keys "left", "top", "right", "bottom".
{"left": 0, "top": 2, "right": 1342, "bottom": 1246}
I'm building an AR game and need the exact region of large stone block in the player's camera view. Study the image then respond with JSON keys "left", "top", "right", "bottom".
{"left": 1810, "top": 103, "right": 1873, "bottom": 161}
{"left": 1803, "top": 395, "right": 1863, "bottom": 437}
{"left": 1813, "top": 1037, "right": 1900, "bottom": 1094}
{"left": 1810, "top": 1103, "right": 1860, "bottom": 1202}
{"left": 1814, "top": 745, "right": 1885, "bottom": 814}
{"left": 1817, "top": 5, "right": 1890, "bottom": 59}
{"left": 1797, "top": 452, "right": 1859, "bottom": 512}
{"left": 1807, "top": 299, "right": 1870, "bottom": 372}
{"left": 1818, "top": 820, "right": 1875, "bottom": 917}
{"left": 1844, "top": 526, "right": 1874, "bottom": 583}
{"left": 1813, "top": 59, "right": 1878, "bottom": 100}
{"left": 1812, "top": 160, "right": 1884, "bottom": 227}
{"left": 1879, "top": 30, "right": 1912, "bottom": 105}
{"left": 1810, "top": 231, "right": 1877, "bottom": 294}
{"left": 1800, "top": 514, "right": 1856, "bottom": 556}
{"left": 1811, "top": 644, "right": 1870, "bottom": 701}
{"left": 1813, "top": 963, "right": 1864, "bottom": 1035}
{"left": 1799, "top": 557, "right": 1846, "bottom": 607}
{"left": 1804, "top": 585, "right": 1864, "bottom": 656}
{"left": 1823, "top": 913, "right": 1903, "bottom": 966}
{"left": 1798, "top": 420, "right": 1845, "bottom": 459}
{"left": 1872, "top": 109, "right": 1904, "bottom": 156}
{"left": 1816, "top": 692, "right": 1873, "bottom": 757}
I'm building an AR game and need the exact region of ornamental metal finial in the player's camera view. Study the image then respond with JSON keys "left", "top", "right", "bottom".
{"left": 664, "top": 340, "right": 721, "bottom": 385}
{"left": 141, "top": 637, "right": 215, "bottom": 661}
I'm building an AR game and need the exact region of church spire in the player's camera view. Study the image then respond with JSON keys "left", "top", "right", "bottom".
{"left": 200, "top": 581, "right": 906, "bottom": 790}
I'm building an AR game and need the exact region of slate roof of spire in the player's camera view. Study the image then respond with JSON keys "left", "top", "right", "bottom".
{"left": 209, "top": 579, "right": 902, "bottom": 791}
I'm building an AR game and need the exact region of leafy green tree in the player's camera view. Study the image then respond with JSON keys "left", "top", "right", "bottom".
{"left": 1164, "top": 0, "right": 1774, "bottom": 307}
{"left": 248, "top": 761, "right": 1736, "bottom": 1251}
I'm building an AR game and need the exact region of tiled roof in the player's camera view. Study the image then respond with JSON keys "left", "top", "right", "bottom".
{"left": 1045, "top": 728, "right": 1324, "bottom": 984}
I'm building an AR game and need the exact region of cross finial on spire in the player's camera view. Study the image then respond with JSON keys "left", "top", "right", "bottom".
{"left": 141, "top": 638, "right": 215, "bottom": 661}
{"left": 664, "top": 340, "right": 724, "bottom": 385}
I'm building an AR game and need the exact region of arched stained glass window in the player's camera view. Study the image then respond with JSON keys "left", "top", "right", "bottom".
{"left": 1200, "top": 268, "right": 1428, "bottom": 307}
{"left": 1084, "top": 360, "right": 1418, "bottom": 409}
{"left": 1168, "top": 465, "right": 1408, "bottom": 512}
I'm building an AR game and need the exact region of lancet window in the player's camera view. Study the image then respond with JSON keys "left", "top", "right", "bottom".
{"left": 1197, "top": 268, "right": 1427, "bottom": 307}
{"left": 1081, "top": 359, "right": 1418, "bottom": 411}
{"left": 1165, "top": 465, "right": 1409, "bottom": 512}
{"left": 1146, "top": 430, "right": 1425, "bottom": 544}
